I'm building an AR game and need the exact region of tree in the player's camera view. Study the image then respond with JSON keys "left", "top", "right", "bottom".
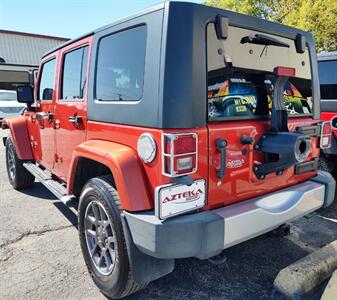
{"left": 205, "top": 0, "right": 337, "bottom": 52}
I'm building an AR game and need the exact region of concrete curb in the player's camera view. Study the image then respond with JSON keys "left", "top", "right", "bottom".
{"left": 273, "top": 240, "right": 337, "bottom": 299}
{"left": 321, "top": 270, "right": 337, "bottom": 300}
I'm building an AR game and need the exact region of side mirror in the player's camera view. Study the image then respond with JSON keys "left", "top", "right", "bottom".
{"left": 42, "top": 88, "right": 53, "bottom": 100}
{"left": 17, "top": 85, "right": 34, "bottom": 104}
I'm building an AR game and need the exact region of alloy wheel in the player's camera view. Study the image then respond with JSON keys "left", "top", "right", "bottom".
{"left": 84, "top": 200, "right": 117, "bottom": 276}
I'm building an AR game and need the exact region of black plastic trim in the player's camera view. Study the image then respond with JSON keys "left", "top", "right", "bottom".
{"left": 295, "top": 158, "right": 319, "bottom": 175}
{"left": 297, "top": 125, "right": 320, "bottom": 136}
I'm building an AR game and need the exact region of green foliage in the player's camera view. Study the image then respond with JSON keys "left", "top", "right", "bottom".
{"left": 204, "top": 0, "right": 337, "bottom": 52}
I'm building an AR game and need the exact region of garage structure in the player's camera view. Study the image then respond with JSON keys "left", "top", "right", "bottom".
{"left": 0, "top": 30, "right": 69, "bottom": 90}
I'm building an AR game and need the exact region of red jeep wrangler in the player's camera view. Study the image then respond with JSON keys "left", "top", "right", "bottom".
{"left": 3, "top": 2, "right": 336, "bottom": 298}
{"left": 318, "top": 52, "right": 337, "bottom": 177}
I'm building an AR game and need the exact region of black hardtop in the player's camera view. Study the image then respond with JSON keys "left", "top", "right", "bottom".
{"left": 42, "top": 1, "right": 320, "bottom": 128}
{"left": 42, "top": 2, "right": 165, "bottom": 58}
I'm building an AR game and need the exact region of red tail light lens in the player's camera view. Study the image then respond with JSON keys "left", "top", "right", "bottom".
{"left": 165, "top": 135, "right": 196, "bottom": 154}
{"left": 320, "top": 121, "right": 332, "bottom": 149}
{"left": 162, "top": 133, "right": 197, "bottom": 177}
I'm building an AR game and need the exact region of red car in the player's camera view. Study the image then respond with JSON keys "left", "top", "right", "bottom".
{"left": 318, "top": 52, "right": 337, "bottom": 177}
{"left": 2, "top": 2, "right": 336, "bottom": 298}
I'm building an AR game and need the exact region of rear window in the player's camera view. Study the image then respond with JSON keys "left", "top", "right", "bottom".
{"left": 95, "top": 26, "right": 146, "bottom": 101}
{"left": 207, "top": 24, "right": 313, "bottom": 120}
{"left": 318, "top": 59, "right": 337, "bottom": 100}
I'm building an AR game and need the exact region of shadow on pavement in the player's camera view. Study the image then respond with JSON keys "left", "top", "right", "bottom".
{"left": 19, "top": 182, "right": 57, "bottom": 200}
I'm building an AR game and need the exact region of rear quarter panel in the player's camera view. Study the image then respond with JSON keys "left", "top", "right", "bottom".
{"left": 86, "top": 121, "right": 208, "bottom": 209}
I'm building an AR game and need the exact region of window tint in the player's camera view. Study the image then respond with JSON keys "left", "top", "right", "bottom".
{"left": 62, "top": 46, "right": 88, "bottom": 100}
{"left": 318, "top": 60, "right": 337, "bottom": 100}
{"left": 38, "top": 58, "right": 56, "bottom": 100}
{"left": 96, "top": 26, "right": 146, "bottom": 101}
{"left": 318, "top": 60, "right": 337, "bottom": 85}
{"left": 207, "top": 23, "right": 312, "bottom": 120}
{"left": 208, "top": 73, "right": 312, "bottom": 119}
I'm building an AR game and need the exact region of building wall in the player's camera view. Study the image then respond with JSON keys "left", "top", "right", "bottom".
{"left": 0, "top": 30, "right": 68, "bottom": 66}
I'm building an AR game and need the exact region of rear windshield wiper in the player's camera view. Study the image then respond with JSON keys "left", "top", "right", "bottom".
{"left": 241, "top": 34, "right": 290, "bottom": 48}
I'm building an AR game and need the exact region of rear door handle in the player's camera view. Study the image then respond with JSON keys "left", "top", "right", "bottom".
{"left": 68, "top": 115, "right": 82, "bottom": 126}
{"left": 43, "top": 112, "right": 53, "bottom": 121}
{"left": 216, "top": 138, "right": 227, "bottom": 179}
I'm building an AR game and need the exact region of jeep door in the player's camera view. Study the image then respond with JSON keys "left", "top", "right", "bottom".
{"left": 33, "top": 57, "right": 57, "bottom": 170}
{"left": 53, "top": 38, "right": 91, "bottom": 181}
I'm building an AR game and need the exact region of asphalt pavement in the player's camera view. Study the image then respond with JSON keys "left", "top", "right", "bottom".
{"left": 0, "top": 128, "right": 336, "bottom": 300}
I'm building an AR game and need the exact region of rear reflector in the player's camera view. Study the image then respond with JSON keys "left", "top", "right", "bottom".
{"left": 177, "top": 157, "right": 193, "bottom": 171}
{"left": 162, "top": 133, "right": 198, "bottom": 177}
{"left": 320, "top": 121, "right": 332, "bottom": 149}
{"left": 274, "top": 66, "right": 296, "bottom": 77}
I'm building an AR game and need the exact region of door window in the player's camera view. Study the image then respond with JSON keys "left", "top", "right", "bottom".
{"left": 95, "top": 25, "right": 147, "bottom": 101}
{"left": 318, "top": 60, "right": 337, "bottom": 100}
{"left": 38, "top": 58, "right": 56, "bottom": 101}
{"left": 61, "top": 46, "right": 89, "bottom": 100}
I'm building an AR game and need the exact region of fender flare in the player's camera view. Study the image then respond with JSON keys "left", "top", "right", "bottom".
{"left": 3, "top": 117, "right": 34, "bottom": 160}
{"left": 68, "top": 139, "right": 152, "bottom": 211}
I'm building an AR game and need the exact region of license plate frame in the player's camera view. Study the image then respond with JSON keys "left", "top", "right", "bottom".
{"left": 155, "top": 179, "right": 206, "bottom": 220}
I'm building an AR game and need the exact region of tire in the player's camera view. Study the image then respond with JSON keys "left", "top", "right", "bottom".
{"left": 78, "top": 175, "right": 147, "bottom": 299}
{"left": 5, "top": 136, "right": 35, "bottom": 190}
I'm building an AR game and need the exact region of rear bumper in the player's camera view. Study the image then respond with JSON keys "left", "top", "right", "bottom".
{"left": 124, "top": 171, "right": 336, "bottom": 260}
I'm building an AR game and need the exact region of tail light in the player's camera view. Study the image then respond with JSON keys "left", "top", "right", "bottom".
{"left": 162, "top": 133, "right": 197, "bottom": 177}
{"left": 320, "top": 121, "right": 332, "bottom": 149}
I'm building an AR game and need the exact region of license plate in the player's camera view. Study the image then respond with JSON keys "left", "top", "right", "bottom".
{"left": 155, "top": 179, "right": 206, "bottom": 220}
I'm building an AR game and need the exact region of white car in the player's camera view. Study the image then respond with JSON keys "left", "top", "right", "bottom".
{"left": 0, "top": 89, "right": 26, "bottom": 122}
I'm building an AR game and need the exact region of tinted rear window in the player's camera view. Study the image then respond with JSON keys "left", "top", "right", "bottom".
{"left": 318, "top": 60, "right": 337, "bottom": 100}
{"left": 207, "top": 23, "right": 313, "bottom": 120}
{"left": 95, "top": 26, "right": 146, "bottom": 101}
{"left": 208, "top": 73, "right": 312, "bottom": 119}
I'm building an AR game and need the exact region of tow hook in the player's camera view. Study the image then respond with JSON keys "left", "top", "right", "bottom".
{"left": 269, "top": 224, "right": 291, "bottom": 237}
{"left": 208, "top": 251, "right": 228, "bottom": 265}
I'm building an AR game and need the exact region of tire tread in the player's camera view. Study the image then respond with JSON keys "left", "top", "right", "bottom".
{"left": 5, "top": 136, "right": 35, "bottom": 190}
{"left": 80, "top": 175, "right": 147, "bottom": 299}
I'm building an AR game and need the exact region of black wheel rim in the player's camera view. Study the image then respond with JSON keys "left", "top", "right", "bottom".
{"left": 84, "top": 200, "right": 117, "bottom": 276}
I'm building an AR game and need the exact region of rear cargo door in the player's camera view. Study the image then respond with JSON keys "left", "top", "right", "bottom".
{"left": 206, "top": 23, "right": 318, "bottom": 208}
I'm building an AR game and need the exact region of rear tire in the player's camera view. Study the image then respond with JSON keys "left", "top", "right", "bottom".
{"left": 5, "top": 136, "right": 35, "bottom": 190}
{"left": 78, "top": 175, "right": 147, "bottom": 299}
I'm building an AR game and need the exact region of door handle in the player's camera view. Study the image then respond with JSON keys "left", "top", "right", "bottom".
{"left": 43, "top": 112, "right": 53, "bottom": 121}
{"left": 68, "top": 115, "right": 83, "bottom": 126}
{"left": 216, "top": 138, "right": 227, "bottom": 179}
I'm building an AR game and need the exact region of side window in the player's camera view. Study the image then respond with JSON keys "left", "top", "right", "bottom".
{"left": 38, "top": 58, "right": 56, "bottom": 101}
{"left": 62, "top": 46, "right": 89, "bottom": 100}
{"left": 95, "top": 25, "right": 146, "bottom": 101}
{"left": 318, "top": 60, "right": 337, "bottom": 100}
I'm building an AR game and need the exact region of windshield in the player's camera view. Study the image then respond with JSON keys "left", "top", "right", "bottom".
{"left": 207, "top": 24, "right": 312, "bottom": 120}
{"left": 0, "top": 91, "right": 17, "bottom": 101}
